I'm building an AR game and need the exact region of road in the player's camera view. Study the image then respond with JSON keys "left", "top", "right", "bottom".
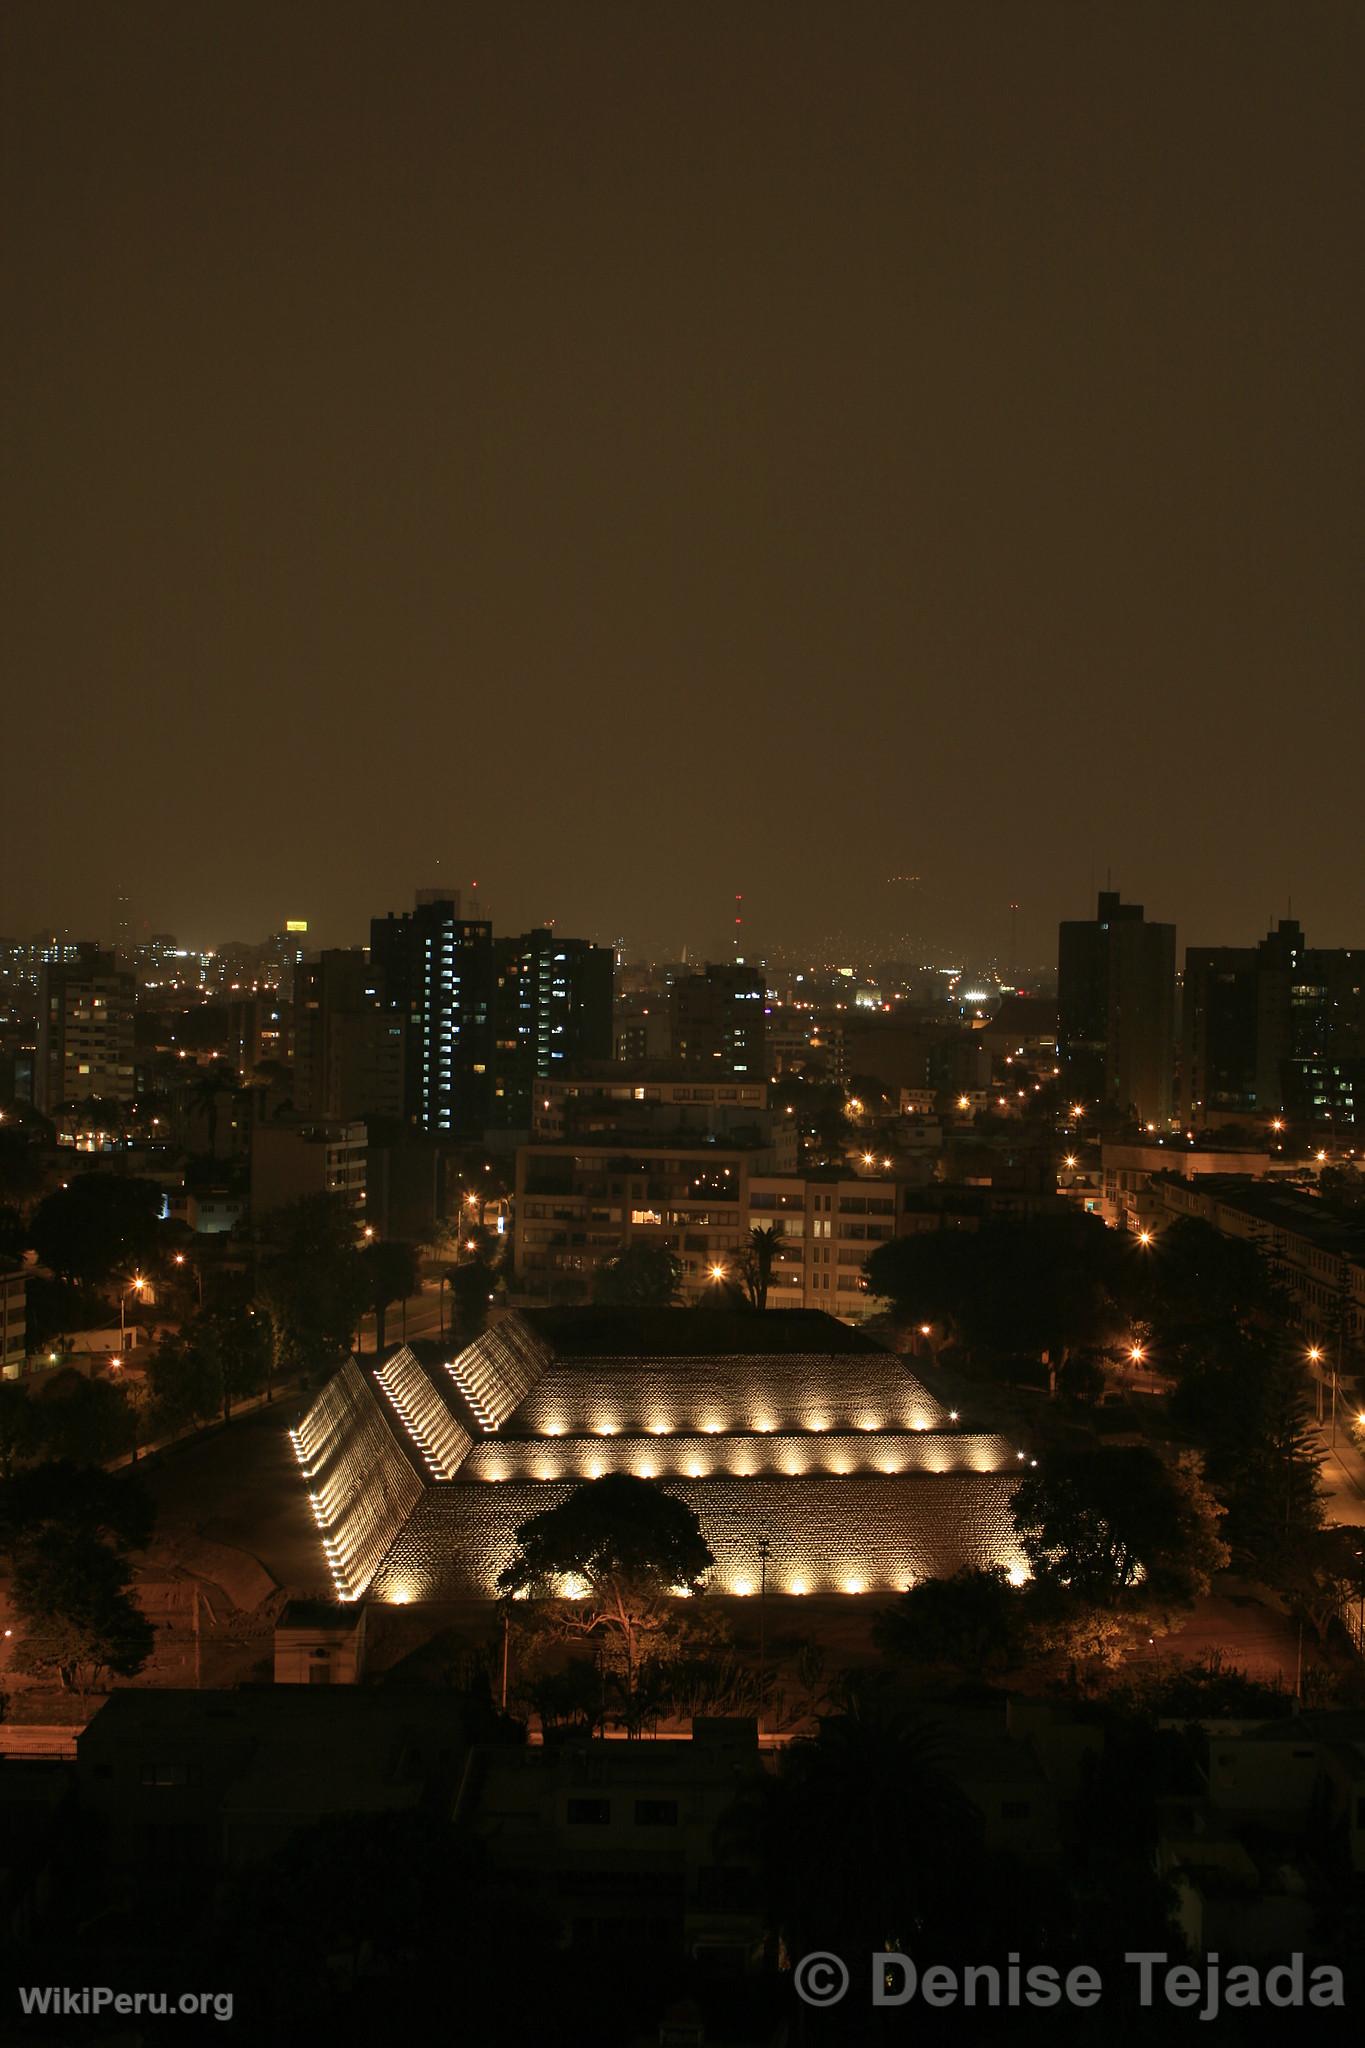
{"left": 138, "top": 1390, "right": 327, "bottom": 1596}
{"left": 355, "top": 1280, "right": 450, "bottom": 1354}
{"left": 1315, "top": 1421, "right": 1365, "bottom": 1528}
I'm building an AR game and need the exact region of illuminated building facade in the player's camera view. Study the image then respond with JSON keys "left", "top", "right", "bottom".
{"left": 747, "top": 1174, "right": 902, "bottom": 1319}
{"left": 369, "top": 893, "right": 495, "bottom": 1135}
{"left": 491, "top": 929, "right": 614, "bottom": 1129}
{"left": 1182, "top": 918, "right": 1364, "bottom": 1132}
{"left": 35, "top": 945, "right": 136, "bottom": 1114}
{"left": 670, "top": 963, "right": 767, "bottom": 1078}
{"left": 514, "top": 1140, "right": 776, "bottom": 1300}
{"left": 291, "top": 1309, "right": 1026, "bottom": 1604}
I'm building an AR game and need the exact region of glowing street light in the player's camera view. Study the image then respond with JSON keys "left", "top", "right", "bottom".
{"left": 119, "top": 1272, "right": 147, "bottom": 1350}
{"left": 708, "top": 1262, "right": 727, "bottom": 1283}
{"left": 1128, "top": 1343, "right": 1146, "bottom": 1365}
{"left": 1137, "top": 1229, "right": 1153, "bottom": 1247}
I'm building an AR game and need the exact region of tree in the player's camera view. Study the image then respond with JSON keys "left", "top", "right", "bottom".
{"left": 0, "top": 1122, "right": 45, "bottom": 1205}
{"left": 873, "top": 1565, "right": 1028, "bottom": 1677}
{"left": 0, "top": 1460, "right": 154, "bottom": 1701}
{"left": 201, "top": 1304, "right": 270, "bottom": 1423}
{"left": 741, "top": 1224, "right": 778, "bottom": 1311}
{"left": 29, "top": 1174, "right": 164, "bottom": 1289}
{"left": 19, "top": 1274, "right": 114, "bottom": 1353}
{"left": 1274, "top": 1522, "right": 1365, "bottom": 1642}
{"left": 185, "top": 1060, "right": 242, "bottom": 1157}
{"left": 362, "top": 1238, "right": 420, "bottom": 1356}
{"left": 1019, "top": 1582, "right": 1147, "bottom": 1685}
{"left": 0, "top": 1459, "right": 154, "bottom": 1556}
{"left": 1170, "top": 1332, "right": 1324, "bottom": 1574}
{"left": 1057, "top": 1351, "right": 1108, "bottom": 1404}
{"left": 1134, "top": 1215, "right": 1283, "bottom": 1344}
{"left": 254, "top": 1194, "right": 369, "bottom": 1372}
{"left": 866, "top": 1214, "right": 1129, "bottom": 1375}
{"left": 497, "top": 1474, "right": 714, "bottom": 1692}
{"left": 8, "top": 1528, "right": 154, "bottom": 1700}
{"left": 591, "top": 1242, "right": 683, "bottom": 1307}
{"left": 447, "top": 1257, "right": 495, "bottom": 1340}
{"left": 27, "top": 1368, "right": 136, "bottom": 1466}
{"left": 0, "top": 1201, "right": 27, "bottom": 1261}
{"left": 0, "top": 1380, "right": 41, "bottom": 1479}
{"left": 1012, "top": 1446, "right": 1228, "bottom": 1612}
{"left": 146, "top": 1326, "right": 222, "bottom": 1436}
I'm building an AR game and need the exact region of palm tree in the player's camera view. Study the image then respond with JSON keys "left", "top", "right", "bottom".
{"left": 742, "top": 1224, "right": 779, "bottom": 1311}
{"left": 719, "top": 1689, "right": 974, "bottom": 1965}
{"left": 186, "top": 1061, "right": 241, "bottom": 1157}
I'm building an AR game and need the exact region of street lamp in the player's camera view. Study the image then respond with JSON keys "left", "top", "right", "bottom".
{"left": 119, "top": 1274, "right": 147, "bottom": 1351}
{"left": 172, "top": 1250, "right": 203, "bottom": 1307}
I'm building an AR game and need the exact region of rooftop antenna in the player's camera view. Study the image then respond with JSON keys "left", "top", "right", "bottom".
{"left": 734, "top": 892, "right": 743, "bottom": 963}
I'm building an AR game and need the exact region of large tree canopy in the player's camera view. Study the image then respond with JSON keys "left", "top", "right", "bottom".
{"left": 0, "top": 1458, "right": 154, "bottom": 1556}
{"left": 872, "top": 1565, "right": 1029, "bottom": 1677}
{"left": 866, "top": 1213, "right": 1131, "bottom": 1366}
{"left": 1012, "top": 1446, "right": 1228, "bottom": 1611}
{"left": 497, "top": 1474, "right": 714, "bottom": 1688}
{"left": 30, "top": 1174, "right": 165, "bottom": 1288}
{"left": 591, "top": 1242, "right": 683, "bottom": 1307}
{"left": 0, "top": 1458, "right": 155, "bottom": 1699}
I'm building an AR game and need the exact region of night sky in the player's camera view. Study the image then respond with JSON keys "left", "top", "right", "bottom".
{"left": 3, "top": 3, "right": 1361, "bottom": 965}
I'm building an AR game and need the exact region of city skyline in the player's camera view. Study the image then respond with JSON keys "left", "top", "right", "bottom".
{"left": 3, "top": 875, "right": 1357, "bottom": 980}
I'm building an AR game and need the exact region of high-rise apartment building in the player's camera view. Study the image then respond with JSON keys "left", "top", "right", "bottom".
{"left": 36, "top": 946, "right": 136, "bottom": 1114}
{"left": 295, "top": 949, "right": 406, "bottom": 1123}
{"left": 491, "top": 929, "right": 614, "bottom": 1128}
{"left": 1057, "top": 892, "right": 1175, "bottom": 1127}
{"left": 670, "top": 963, "right": 767, "bottom": 1079}
{"left": 369, "top": 895, "right": 494, "bottom": 1135}
{"left": 1182, "top": 918, "right": 1364, "bottom": 1130}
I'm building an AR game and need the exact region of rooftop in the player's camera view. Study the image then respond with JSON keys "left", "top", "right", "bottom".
{"left": 515, "top": 1307, "right": 882, "bottom": 1360}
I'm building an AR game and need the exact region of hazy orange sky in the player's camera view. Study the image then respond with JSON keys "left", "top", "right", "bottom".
{"left": 3, "top": 3, "right": 1361, "bottom": 964}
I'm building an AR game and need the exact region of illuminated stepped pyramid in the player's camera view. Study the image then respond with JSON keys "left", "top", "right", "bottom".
{"left": 291, "top": 1308, "right": 1029, "bottom": 1603}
